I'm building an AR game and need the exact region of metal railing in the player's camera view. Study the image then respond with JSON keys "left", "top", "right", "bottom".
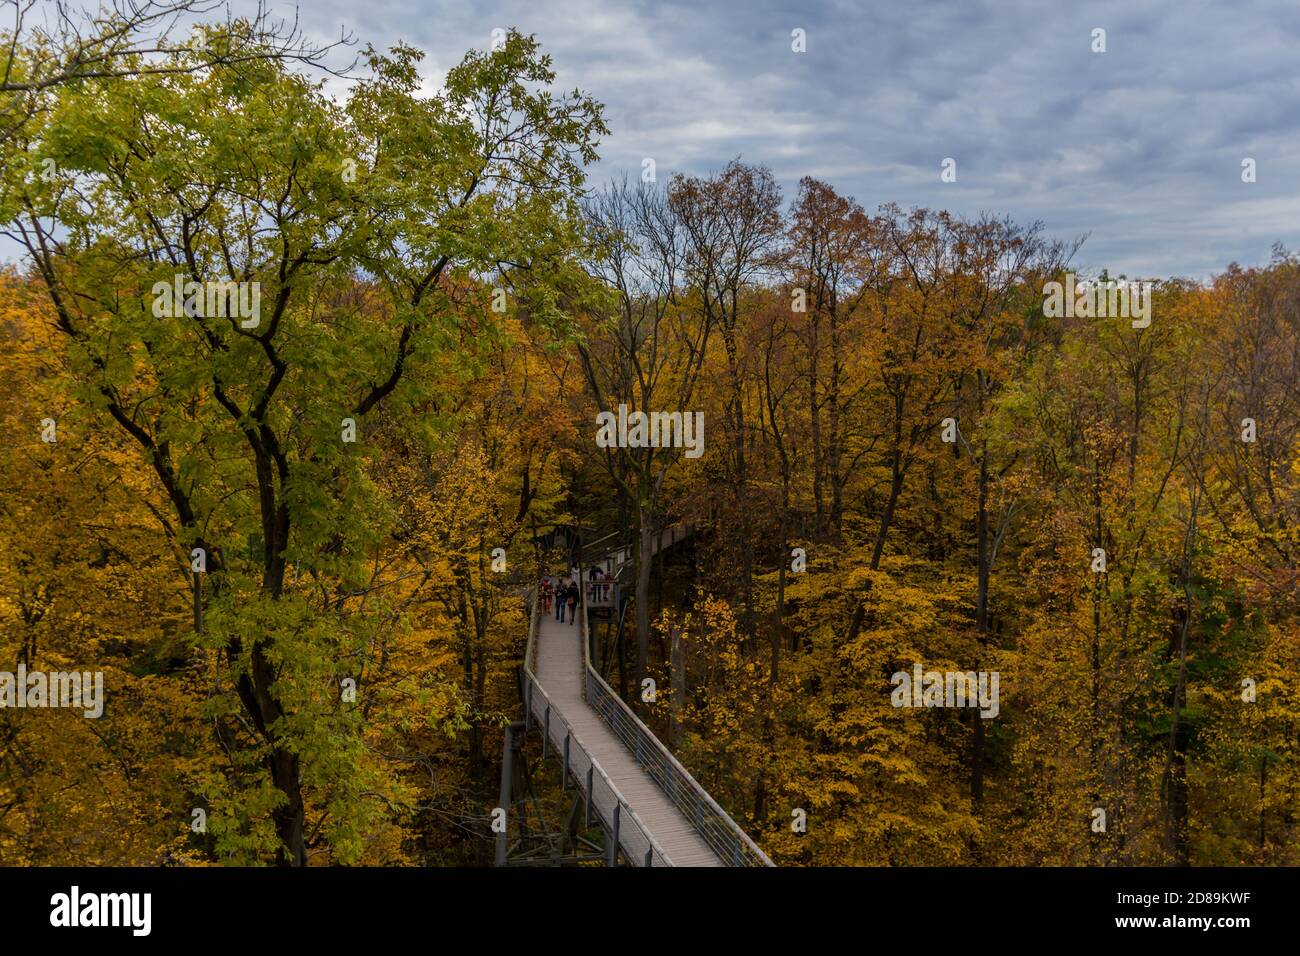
{"left": 522, "top": 584, "right": 674, "bottom": 867}
{"left": 585, "top": 579, "right": 618, "bottom": 609}
{"left": 582, "top": 522, "right": 696, "bottom": 583}
{"left": 578, "top": 569, "right": 775, "bottom": 867}
{"left": 577, "top": 529, "right": 623, "bottom": 566}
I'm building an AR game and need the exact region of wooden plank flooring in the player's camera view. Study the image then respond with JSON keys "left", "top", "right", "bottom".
{"left": 533, "top": 609, "right": 724, "bottom": 866}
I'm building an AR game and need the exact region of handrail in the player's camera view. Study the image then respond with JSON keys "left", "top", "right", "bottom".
{"left": 577, "top": 529, "right": 623, "bottom": 564}
{"left": 522, "top": 582, "right": 674, "bottom": 867}
{"left": 584, "top": 579, "right": 618, "bottom": 609}
{"left": 578, "top": 568, "right": 775, "bottom": 867}
{"left": 599, "top": 522, "right": 696, "bottom": 582}
{"left": 524, "top": 579, "right": 540, "bottom": 672}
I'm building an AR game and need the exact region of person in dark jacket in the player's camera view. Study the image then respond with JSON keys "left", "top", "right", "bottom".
{"left": 565, "top": 582, "right": 579, "bottom": 625}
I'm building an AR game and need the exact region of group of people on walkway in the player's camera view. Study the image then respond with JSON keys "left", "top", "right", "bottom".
{"left": 541, "top": 575, "right": 580, "bottom": 624}
{"left": 587, "top": 565, "right": 611, "bottom": 602}
{"left": 539, "top": 563, "right": 616, "bottom": 624}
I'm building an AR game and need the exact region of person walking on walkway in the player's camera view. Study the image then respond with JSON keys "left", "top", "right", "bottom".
{"left": 565, "top": 581, "right": 579, "bottom": 625}
{"left": 556, "top": 578, "right": 569, "bottom": 622}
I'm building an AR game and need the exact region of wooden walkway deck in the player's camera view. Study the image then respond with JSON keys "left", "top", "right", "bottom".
{"left": 532, "top": 609, "right": 724, "bottom": 866}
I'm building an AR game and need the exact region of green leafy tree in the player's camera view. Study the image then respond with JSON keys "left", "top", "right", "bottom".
{"left": 6, "top": 27, "right": 603, "bottom": 864}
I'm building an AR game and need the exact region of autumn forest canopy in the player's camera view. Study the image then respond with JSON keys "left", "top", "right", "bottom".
{"left": 0, "top": 15, "right": 1297, "bottom": 868}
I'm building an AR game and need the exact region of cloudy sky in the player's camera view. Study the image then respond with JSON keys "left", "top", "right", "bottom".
{"left": 85, "top": 1, "right": 1300, "bottom": 277}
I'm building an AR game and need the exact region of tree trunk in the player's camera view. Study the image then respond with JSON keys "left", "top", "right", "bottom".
{"left": 970, "top": 442, "right": 989, "bottom": 816}
{"left": 871, "top": 452, "right": 905, "bottom": 570}
{"left": 634, "top": 507, "right": 653, "bottom": 710}
{"left": 237, "top": 642, "right": 307, "bottom": 866}
{"left": 808, "top": 316, "right": 825, "bottom": 538}
{"left": 251, "top": 493, "right": 307, "bottom": 866}
{"left": 670, "top": 626, "right": 684, "bottom": 747}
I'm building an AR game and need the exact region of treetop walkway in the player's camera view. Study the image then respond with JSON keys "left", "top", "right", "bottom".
{"left": 503, "top": 548, "right": 774, "bottom": 867}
